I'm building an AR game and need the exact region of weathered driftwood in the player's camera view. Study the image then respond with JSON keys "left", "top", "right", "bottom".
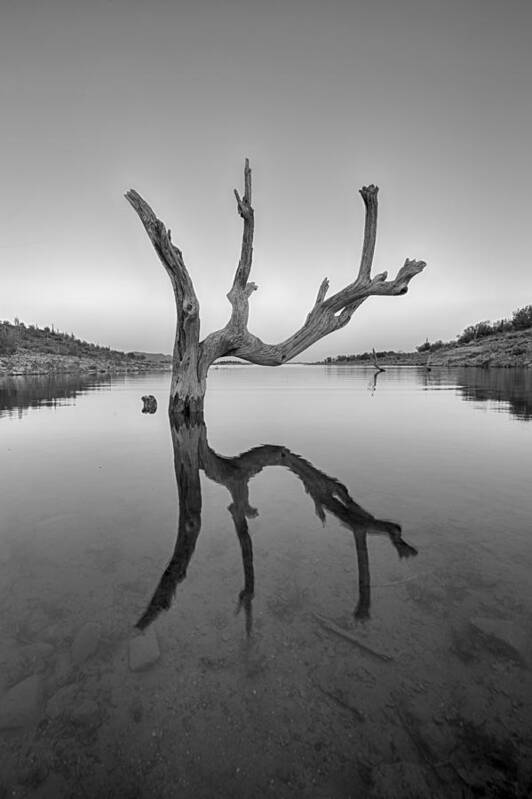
{"left": 136, "top": 417, "right": 417, "bottom": 631}
{"left": 313, "top": 613, "right": 393, "bottom": 662}
{"left": 126, "top": 161, "right": 426, "bottom": 417}
{"left": 372, "top": 347, "right": 386, "bottom": 373}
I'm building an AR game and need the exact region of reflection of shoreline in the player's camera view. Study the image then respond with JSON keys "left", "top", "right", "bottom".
{"left": 137, "top": 417, "right": 417, "bottom": 633}
{"left": 423, "top": 368, "right": 532, "bottom": 421}
{"left": 455, "top": 368, "right": 532, "bottom": 421}
{"left": 322, "top": 364, "right": 532, "bottom": 422}
{"left": 0, "top": 373, "right": 114, "bottom": 418}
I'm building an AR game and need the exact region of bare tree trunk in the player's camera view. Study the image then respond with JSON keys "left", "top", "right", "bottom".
{"left": 126, "top": 162, "right": 426, "bottom": 418}
{"left": 124, "top": 190, "right": 204, "bottom": 418}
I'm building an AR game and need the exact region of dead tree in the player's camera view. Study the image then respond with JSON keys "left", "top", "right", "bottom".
{"left": 135, "top": 417, "right": 417, "bottom": 632}
{"left": 126, "top": 161, "right": 426, "bottom": 418}
{"left": 372, "top": 347, "right": 386, "bottom": 373}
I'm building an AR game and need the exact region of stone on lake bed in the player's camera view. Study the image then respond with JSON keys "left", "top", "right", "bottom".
{"left": 46, "top": 684, "right": 80, "bottom": 720}
{"left": 369, "top": 762, "right": 433, "bottom": 798}
{"left": 0, "top": 674, "right": 44, "bottom": 729}
{"left": 42, "top": 622, "right": 69, "bottom": 644}
{"left": 470, "top": 616, "right": 528, "bottom": 665}
{"left": 71, "top": 622, "right": 100, "bottom": 665}
{"left": 20, "top": 642, "right": 55, "bottom": 664}
{"left": 129, "top": 629, "right": 160, "bottom": 671}
{"left": 71, "top": 699, "right": 100, "bottom": 727}
{"left": 54, "top": 652, "right": 73, "bottom": 686}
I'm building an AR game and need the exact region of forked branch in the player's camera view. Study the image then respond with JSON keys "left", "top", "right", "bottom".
{"left": 200, "top": 163, "right": 426, "bottom": 368}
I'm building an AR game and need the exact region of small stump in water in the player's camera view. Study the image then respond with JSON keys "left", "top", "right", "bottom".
{"left": 141, "top": 395, "right": 157, "bottom": 414}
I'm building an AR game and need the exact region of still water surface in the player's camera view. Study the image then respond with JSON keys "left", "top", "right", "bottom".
{"left": 1, "top": 366, "right": 531, "bottom": 797}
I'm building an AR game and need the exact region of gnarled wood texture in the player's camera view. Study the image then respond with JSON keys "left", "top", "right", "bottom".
{"left": 126, "top": 162, "right": 426, "bottom": 416}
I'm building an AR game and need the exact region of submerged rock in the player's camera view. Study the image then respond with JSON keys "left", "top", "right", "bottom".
{"left": 369, "top": 762, "right": 433, "bottom": 799}
{"left": 0, "top": 674, "right": 43, "bottom": 729}
{"left": 26, "top": 609, "right": 51, "bottom": 636}
{"left": 71, "top": 699, "right": 100, "bottom": 727}
{"left": 141, "top": 395, "right": 157, "bottom": 414}
{"left": 16, "top": 749, "right": 50, "bottom": 788}
{"left": 129, "top": 629, "right": 160, "bottom": 671}
{"left": 46, "top": 684, "right": 80, "bottom": 720}
{"left": 19, "top": 642, "right": 55, "bottom": 666}
{"left": 42, "top": 622, "right": 68, "bottom": 645}
{"left": 470, "top": 617, "right": 528, "bottom": 665}
{"left": 53, "top": 652, "right": 73, "bottom": 686}
{"left": 71, "top": 622, "right": 100, "bottom": 666}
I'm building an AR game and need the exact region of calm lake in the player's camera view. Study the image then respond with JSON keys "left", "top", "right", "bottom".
{"left": 1, "top": 366, "right": 531, "bottom": 798}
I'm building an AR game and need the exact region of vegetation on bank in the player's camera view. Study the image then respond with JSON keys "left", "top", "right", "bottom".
{"left": 0, "top": 319, "right": 173, "bottom": 376}
{"left": 416, "top": 304, "right": 532, "bottom": 353}
{"left": 322, "top": 305, "right": 532, "bottom": 365}
{"left": 0, "top": 319, "right": 146, "bottom": 361}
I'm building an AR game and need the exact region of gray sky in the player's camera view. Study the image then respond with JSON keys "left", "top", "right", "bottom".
{"left": 1, "top": 0, "right": 531, "bottom": 358}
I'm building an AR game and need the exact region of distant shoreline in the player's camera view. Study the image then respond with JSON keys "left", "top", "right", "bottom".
{"left": 1, "top": 328, "right": 531, "bottom": 377}
{"left": 315, "top": 329, "right": 532, "bottom": 369}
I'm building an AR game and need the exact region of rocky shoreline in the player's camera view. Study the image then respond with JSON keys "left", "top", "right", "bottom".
{"left": 0, "top": 348, "right": 171, "bottom": 376}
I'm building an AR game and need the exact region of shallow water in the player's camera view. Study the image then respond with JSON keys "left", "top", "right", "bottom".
{"left": 0, "top": 366, "right": 531, "bottom": 797}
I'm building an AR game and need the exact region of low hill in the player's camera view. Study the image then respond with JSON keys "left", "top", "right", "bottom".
{"left": 0, "top": 320, "right": 171, "bottom": 376}
{"left": 321, "top": 305, "right": 532, "bottom": 368}
{"left": 426, "top": 328, "right": 532, "bottom": 368}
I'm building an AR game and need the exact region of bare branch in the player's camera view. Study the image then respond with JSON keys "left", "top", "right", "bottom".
{"left": 232, "top": 158, "right": 254, "bottom": 290}
{"left": 125, "top": 189, "right": 198, "bottom": 310}
{"left": 357, "top": 184, "right": 378, "bottom": 283}
{"left": 314, "top": 277, "right": 330, "bottom": 307}
{"left": 324, "top": 258, "right": 426, "bottom": 313}
{"left": 204, "top": 185, "right": 425, "bottom": 367}
{"left": 368, "top": 258, "right": 426, "bottom": 296}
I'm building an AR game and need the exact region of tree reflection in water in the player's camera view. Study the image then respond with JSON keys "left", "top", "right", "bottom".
{"left": 137, "top": 416, "right": 417, "bottom": 633}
